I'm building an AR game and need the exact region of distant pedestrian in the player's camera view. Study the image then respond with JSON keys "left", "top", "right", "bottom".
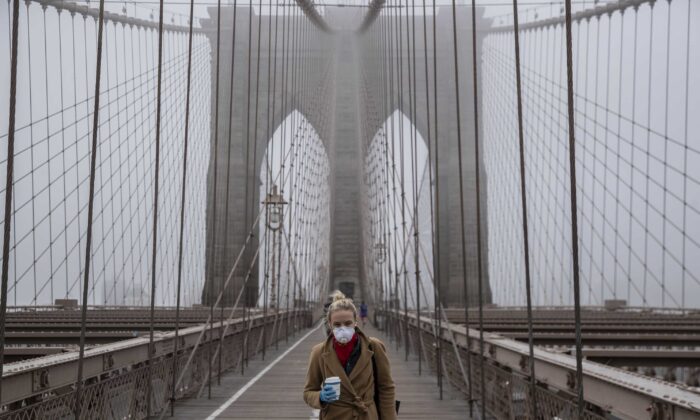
{"left": 304, "top": 292, "right": 397, "bottom": 419}
{"left": 359, "top": 301, "right": 368, "bottom": 327}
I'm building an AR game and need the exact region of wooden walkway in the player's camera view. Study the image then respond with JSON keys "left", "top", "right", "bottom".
{"left": 169, "top": 323, "right": 471, "bottom": 419}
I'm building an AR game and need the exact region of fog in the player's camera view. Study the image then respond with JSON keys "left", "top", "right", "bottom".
{"left": 0, "top": 0, "right": 698, "bottom": 309}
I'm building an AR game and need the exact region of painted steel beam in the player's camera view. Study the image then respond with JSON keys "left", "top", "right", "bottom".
{"left": 2, "top": 347, "right": 68, "bottom": 364}
{"left": 502, "top": 331, "right": 700, "bottom": 347}
{"left": 401, "top": 311, "right": 700, "bottom": 420}
{"left": 0, "top": 310, "right": 306, "bottom": 406}
{"left": 573, "top": 349, "right": 700, "bottom": 368}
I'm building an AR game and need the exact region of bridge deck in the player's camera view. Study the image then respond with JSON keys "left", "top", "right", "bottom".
{"left": 170, "top": 323, "right": 470, "bottom": 419}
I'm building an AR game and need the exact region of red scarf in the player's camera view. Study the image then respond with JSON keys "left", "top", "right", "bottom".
{"left": 332, "top": 333, "right": 358, "bottom": 368}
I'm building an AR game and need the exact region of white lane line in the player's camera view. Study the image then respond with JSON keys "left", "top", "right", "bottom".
{"left": 205, "top": 323, "right": 322, "bottom": 420}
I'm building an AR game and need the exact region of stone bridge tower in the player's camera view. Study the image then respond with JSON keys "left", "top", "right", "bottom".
{"left": 200, "top": 5, "right": 492, "bottom": 308}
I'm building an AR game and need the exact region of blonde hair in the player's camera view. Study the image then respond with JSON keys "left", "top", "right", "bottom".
{"left": 326, "top": 291, "right": 357, "bottom": 323}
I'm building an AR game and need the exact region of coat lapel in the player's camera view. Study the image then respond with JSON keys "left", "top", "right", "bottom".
{"left": 349, "top": 336, "right": 373, "bottom": 382}
{"left": 321, "top": 340, "right": 357, "bottom": 396}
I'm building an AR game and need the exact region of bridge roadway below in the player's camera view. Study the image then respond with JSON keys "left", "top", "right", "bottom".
{"left": 170, "top": 323, "right": 470, "bottom": 419}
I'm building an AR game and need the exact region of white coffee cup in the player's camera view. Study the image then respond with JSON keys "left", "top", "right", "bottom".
{"left": 325, "top": 376, "right": 341, "bottom": 400}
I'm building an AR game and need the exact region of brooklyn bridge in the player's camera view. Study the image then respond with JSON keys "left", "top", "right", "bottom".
{"left": 0, "top": 0, "right": 699, "bottom": 418}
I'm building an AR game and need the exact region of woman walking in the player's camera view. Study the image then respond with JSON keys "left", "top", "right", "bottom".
{"left": 304, "top": 293, "right": 397, "bottom": 419}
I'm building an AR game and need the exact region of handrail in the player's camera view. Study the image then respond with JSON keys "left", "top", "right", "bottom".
{"left": 387, "top": 310, "right": 700, "bottom": 420}
{"left": 0, "top": 309, "right": 306, "bottom": 407}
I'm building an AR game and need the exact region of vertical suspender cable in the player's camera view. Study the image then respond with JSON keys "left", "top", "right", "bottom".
{"left": 384, "top": 0, "right": 393, "bottom": 342}
{"left": 98, "top": 22, "right": 109, "bottom": 306}
{"left": 431, "top": 0, "right": 443, "bottom": 401}
{"left": 403, "top": 0, "right": 413, "bottom": 361}
{"left": 388, "top": 0, "right": 401, "bottom": 347}
{"left": 25, "top": 2, "right": 37, "bottom": 306}
{"left": 408, "top": 0, "right": 423, "bottom": 376}
{"left": 510, "top": 1, "right": 537, "bottom": 417}
{"left": 392, "top": 0, "right": 400, "bottom": 347}
{"left": 170, "top": 0, "right": 196, "bottom": 413}
{"left": 563, "top": 0, "right": 585, "bottom": 415}
{"left": 284, "top": 5, "right": 297, "bottom": 343}
{"left": 58, "top": 11, "right": 69, "bottom": 302}
{"left": 241, "top": 0, "right": 254, "bottom": 373}
{"left": 41, "top": 7, "right": 55, "bottom": 304}
{"left": 251, "top": 0, "right": 264, "bottom": 326}
{"left": 11, "top": 6, "right": 18, "bottom": 308}
{"left": 457, "top": 0, "right": 486, "bottom": 415}
{"left": 249, "top": 3, "right": 267, "bottom": 349}
{"left": 682, "top": 0, "right": 691, "bottom": 312}
{"left": 419, "top": 0, "right": 432, "bottom": 316}
{"left": 614, "top": 9, "right": 625, "bottom": 305}
{"left": 146, "top": 0, "right": 166, "bottom": 416}
{"left": 262, "top": 0, "right": 279, "bottom": 360}
{"left": 270, "top": 0, "right": 284, "bottom": 352}
{"left": 220, "top": 0, "right": 240, "bottom": 383}
{"left": 74, "top": 0, "right": 107, "bottom": 415}
{"left": 397, "top": 0, "right": 410, "bottom": 363}
{"left": 81, "top": 15, "right": 90, "bottom": 303}
{"left": 642, "top": 3, "right": 655, "bottom": 306}
{"left": 601, "top": 13, "right": 613, "bottom": 303}
{"left": 380, "top": 0, "right": 386, "bottom": 337}
{"left": 208, "top": 0, "right": 223, "bottom": 399}
{"left": 450, "top": 0, "right": 471, "bottom": 405}
{"left": 626, "top": 9, "right": 638, "bottom": 305}
{"left": 0, "top": 0, "right": 20, "bottom": 404}
{"left": 381, "top": 9, "right": 393, "bottom": 335}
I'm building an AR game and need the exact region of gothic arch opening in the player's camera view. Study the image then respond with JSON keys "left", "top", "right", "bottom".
{"left": 257, "top": 110, "right": 331, "bottom": 309}
{"left": 363, "top": 110, "right": 435, "bottom": 310}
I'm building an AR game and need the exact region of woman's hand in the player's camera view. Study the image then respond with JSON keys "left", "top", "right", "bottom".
{"left": 319, "top": 384, "right": 338, "bottom": 403}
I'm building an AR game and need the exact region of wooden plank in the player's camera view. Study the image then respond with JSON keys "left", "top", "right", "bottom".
{"left": 171, "top": 323, "right": 471, "bottom": 419}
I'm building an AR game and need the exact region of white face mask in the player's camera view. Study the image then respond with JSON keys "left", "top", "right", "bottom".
{"left": 333, "top": 326, "right": 355, "bottom": 344}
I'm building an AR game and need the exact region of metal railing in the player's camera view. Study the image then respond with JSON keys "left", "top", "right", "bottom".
{"left": 0, "top": 309, "right": 312, "bottom": 419}
{"left": 382, "top": 310, "right": 700, "bottom": 420}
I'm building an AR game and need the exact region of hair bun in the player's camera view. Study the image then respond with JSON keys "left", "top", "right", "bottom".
{"left": 330, "top": 290, "right": 346, "bottom": 302}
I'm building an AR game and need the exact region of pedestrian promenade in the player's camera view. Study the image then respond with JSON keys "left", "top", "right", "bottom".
{"left": 171, "top": 322, "right": 471, "bottom": 419}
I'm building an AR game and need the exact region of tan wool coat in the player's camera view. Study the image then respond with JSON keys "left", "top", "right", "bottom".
{"left": 303, "top": 328, "right": 397, "bottom": 420}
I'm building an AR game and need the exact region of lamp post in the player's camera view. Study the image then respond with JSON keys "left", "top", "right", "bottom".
{"left": 374, "top": 242, "right": 386, "bottom": 296}
{"left": 374, "top": 242, "right": 387, "bottom": 326}
{"left": 374, "top": 242, "right": 386, "bottom": 265}
{"left": 263, "top": 185, "right": 287, "bottom": 310}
